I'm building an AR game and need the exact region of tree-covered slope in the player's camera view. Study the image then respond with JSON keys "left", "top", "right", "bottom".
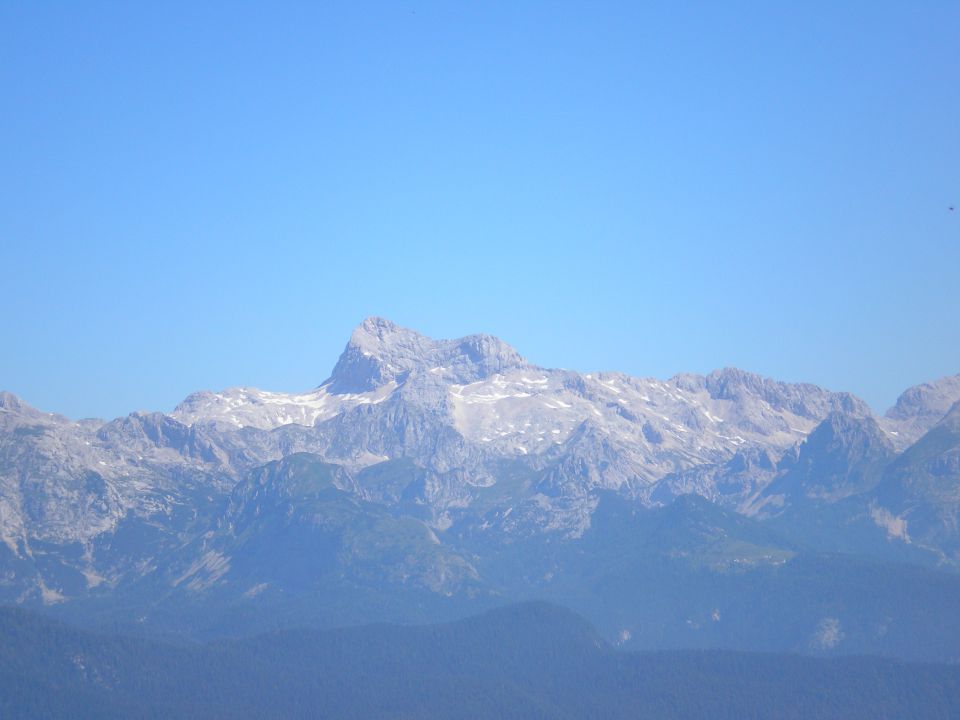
{"left": 2, "top": 602, "right": 960, "bottom": 720}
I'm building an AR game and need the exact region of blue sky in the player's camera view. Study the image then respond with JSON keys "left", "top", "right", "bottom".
{"left": 1, "top": 1, "right": 958, "bottom": 420}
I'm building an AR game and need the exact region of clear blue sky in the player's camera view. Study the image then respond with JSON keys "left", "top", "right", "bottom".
{"left": 2, "top": 1, "right": 958, "bottom": 420}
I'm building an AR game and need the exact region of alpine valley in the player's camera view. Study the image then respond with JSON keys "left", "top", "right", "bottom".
{"left": 3, "top": 318, "right": 960, "bottom": 661}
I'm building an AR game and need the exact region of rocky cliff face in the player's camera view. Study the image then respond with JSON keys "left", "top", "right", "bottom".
{"left": 323, "top": 316, "right": 529, "bottom": 393}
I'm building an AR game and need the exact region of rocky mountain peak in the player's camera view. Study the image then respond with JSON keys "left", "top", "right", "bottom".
{"left": 807, "top": 411, "right": 895, "bottom": 453}
{"left": 879, "top": 375, "right": 960, "bottom": 450}
{"left": 886, "top": 374, "right": 960, "bottom": 428}
{"left": 0, "top": 391, "right": 53, "bottom": 424}
{"left": 0, "top": 391, "right": 25, "bottom": 412}
{"left": 703, "top": 368, "right": 871, "bottom": 419}
{"left": 323, "top": 317, "right": 529, "bottom": 394}
{"left": 762, "top": 411, "right": 896, "bottom": 504}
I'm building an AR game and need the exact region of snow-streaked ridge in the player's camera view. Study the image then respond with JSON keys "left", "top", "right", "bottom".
{"left": 172, "top": 382, "right": 397, "bottom": 430}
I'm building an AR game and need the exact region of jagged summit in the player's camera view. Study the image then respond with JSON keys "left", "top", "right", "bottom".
{"left": 322, "top": 317, "right": 529, "bottom": 394}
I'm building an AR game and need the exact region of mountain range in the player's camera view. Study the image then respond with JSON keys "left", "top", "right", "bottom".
{"left": 2, "top": 318, "right": 960, "bottom": 658}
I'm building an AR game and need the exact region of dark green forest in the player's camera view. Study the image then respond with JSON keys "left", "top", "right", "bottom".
{"left": 2, "top": 602, "right": 958, "bottom": 720}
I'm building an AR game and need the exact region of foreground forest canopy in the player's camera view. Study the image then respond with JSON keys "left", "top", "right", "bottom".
{"left": 2, "top": 602, "right": 959, "bottom": 720}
